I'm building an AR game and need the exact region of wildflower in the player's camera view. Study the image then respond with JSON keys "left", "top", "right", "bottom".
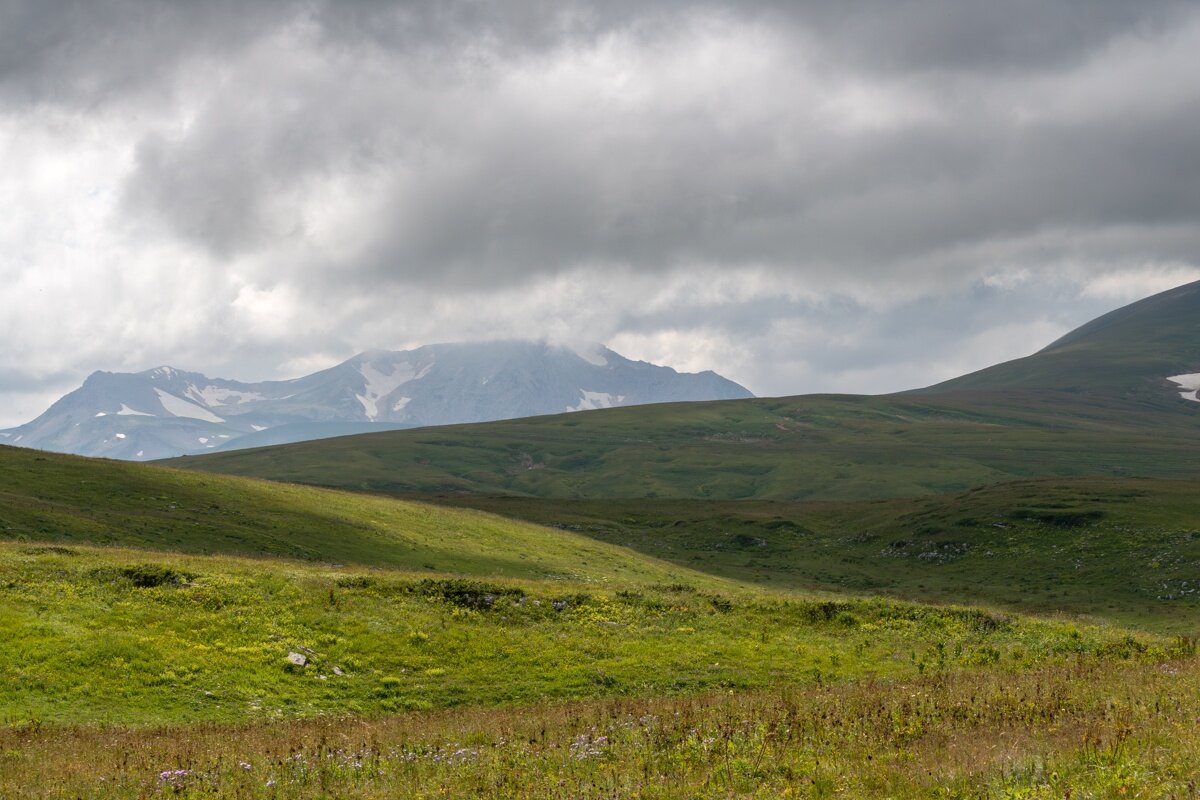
{"left": 156, "top": 769, "right": 191, "bottom": 790}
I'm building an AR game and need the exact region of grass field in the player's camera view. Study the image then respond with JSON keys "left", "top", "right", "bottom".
{"left": 10, "top": 447, "right": 1200, "bottom": 633}
{"left": 433, "top": 477, "right": 1200, "bottom": 633}
{"left": 5, "top": 444, "right": 1200, "bottom": 796}
{"left": 3, "top": 649, "right": 1197, "bottom": 798}
{"left": 6, "top": 538, "right": 1162, "bottom": 726}
{"left": 2, "top": 536, "right": 1196, "bottom": 797}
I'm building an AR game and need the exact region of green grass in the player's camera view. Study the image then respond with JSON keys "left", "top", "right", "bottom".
{"left": 0, "top": 445, "right": 716, "bottom": 587}
{"left": 4, "top": 652, "right": 1198, "bottom": 798}
{"left": 3, "top": 540, "right": 1167, "bottom": 727}
{"left": 431, "top": 477, "right": 1200, "bottom": 633}
{"left": 165, "top": 389, "right": 1200, "bottom": 502}
{"left": 4, "top": 445, "right": 1200, "bottom": 796}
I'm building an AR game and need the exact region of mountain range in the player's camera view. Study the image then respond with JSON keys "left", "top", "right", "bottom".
{"left": 0, "top": 341, "right": 752, "bottom": 460}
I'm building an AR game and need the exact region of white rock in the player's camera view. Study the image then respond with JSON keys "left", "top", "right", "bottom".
{"left": 287, "top": 652, "right": 307, "bottom": 667}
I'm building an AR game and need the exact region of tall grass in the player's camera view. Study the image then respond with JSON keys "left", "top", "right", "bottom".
{"left": 3, "top": 656, "right": 1196, "bottom": 798}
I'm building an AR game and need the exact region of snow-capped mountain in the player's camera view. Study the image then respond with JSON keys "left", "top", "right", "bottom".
{"left": 0, "top": 342, "right": 753, "bottom": 460}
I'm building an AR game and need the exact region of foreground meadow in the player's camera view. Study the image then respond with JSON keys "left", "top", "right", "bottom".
{"left": 2, "top": 656, "right": 1197, "bottom": 798}
{"left": 3, "top": 449, "right": 1198, "bottom": 796}
{"left": 0, "top": 541, "right": 1162, "bottom": 725}
{"left": 0, "top": 539, "right": 1197, "bottom": 797}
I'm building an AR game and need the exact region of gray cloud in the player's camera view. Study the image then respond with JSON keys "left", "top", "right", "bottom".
{"left": 1, "top": 0, "right": 1198, "bottom": 425}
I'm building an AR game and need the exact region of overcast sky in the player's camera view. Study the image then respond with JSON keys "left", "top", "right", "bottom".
{"left": 3, "top": 1, "right": 1199, "bottom": 427}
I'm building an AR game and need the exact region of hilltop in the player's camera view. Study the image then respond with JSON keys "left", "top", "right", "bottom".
{"left": 916, "top": 278, "right": 1200, "bottom": 397}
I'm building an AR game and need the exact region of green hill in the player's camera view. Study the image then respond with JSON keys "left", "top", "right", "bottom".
{"left": 436, "top": 477, "right": 1200, "bottom": 632}
{"left": 915, "top": 278, "right": 1200, "bottom": 397}
{"left": 166, "top": 282, "right": 1200, "bottom": 502}
{"left": 2, "top": 444, "right": 1173, "bottom": 733}
{"left": 0, "top": 444, "right": 713, "bottom": 587}
{"left": 165, "top": 389, "right": 1200, "bottom": 502}
{"left": 0, "top": 449, "right": 1195, "bottom": 796}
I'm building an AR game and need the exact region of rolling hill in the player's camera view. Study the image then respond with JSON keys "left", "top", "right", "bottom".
{"left": 167, "top": 281, "right": 1200, "bottom": 502}
{"left": 433, "top": 476, "right": 1200, "bottom": 632}
{"left": 0, "top": 444, "right": 713, "bottom": 586}
{"left": 915, "top": 278, "right": 1200, "bottom": 397}
{"left": 2, "top": 434, "right": 1197, "bottom": 799}
{"left": 5, "top": 300, "right": 1200, "bottom": 798}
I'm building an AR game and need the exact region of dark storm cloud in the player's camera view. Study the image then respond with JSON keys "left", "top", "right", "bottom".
{"left": 2, "top": 0, "right": 1199, "bottom": 424}
{"left": 4, "top": 1, "right": 1186, "bottom": 99}
{"left": 5, "top": 0, "right": 1195, "bottom": 285}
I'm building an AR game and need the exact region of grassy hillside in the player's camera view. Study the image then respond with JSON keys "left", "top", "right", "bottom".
{"left": 0, "top": 445, "right": 720, "bottom": 587}
{"left": 917, "top": 278, "right": 1200, "bottom": 396}
{"left": 166, "top": 389, "right": 1200, "bottom": 502}
{"left": 8, "top": 445, "right": 1198, "bottom": 631}
{"left": 435, "top": 477, "right": 1200, "bottom": 633}
{"left": 3, "top": 445, "right": 1198, "bottom": 797}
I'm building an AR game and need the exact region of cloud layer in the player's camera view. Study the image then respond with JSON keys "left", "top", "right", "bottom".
{"left": 2, "top": 1, "right": 1199, "bottom": 425}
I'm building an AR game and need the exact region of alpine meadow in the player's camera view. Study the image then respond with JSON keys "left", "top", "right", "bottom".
{"left": 4, "top": 3, "right": 1200, "bottom": 798}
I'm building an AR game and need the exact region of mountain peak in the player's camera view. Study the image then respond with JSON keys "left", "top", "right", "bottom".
{"left": 3, "top": 341, "right": 752, "bottom": 461}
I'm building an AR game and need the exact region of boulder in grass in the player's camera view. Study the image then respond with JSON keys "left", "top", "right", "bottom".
{"left": 287, "top": 652, "right": 307, "bottom": 667}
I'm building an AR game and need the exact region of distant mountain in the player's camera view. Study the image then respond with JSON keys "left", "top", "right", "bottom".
{"left": 913, "top": 279, "right": 1200, "bottom": 400}
{"left": 0, "top": 342, "right": 753, "bottom": 460}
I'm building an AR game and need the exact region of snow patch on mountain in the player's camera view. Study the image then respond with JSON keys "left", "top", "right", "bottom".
{"left": 187, "top": 385, "right": 266, "bottom": 407}
{"left": 154, "top": 389, "right": 225, "bottom": 423}
{"left": 1167, "top": 373, "right": 1200, "bottom": 402}
{"left": 356, "top": 359, "right": 430, "bottom": 420}
{"left": 117, "top": 404, "right": 153, "bottom": 416}
{"left": 568, "top": 390, "right": 625, "bottom": 412}
{"left": 574, "top": 344, "right": 609, "bottom": 367}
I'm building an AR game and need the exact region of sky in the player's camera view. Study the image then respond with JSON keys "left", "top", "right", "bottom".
{"left": 3, "top": 1, "right": 1200, "bottom": 428}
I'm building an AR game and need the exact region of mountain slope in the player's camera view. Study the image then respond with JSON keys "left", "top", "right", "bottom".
{"left": 914, "top": 279, "right": 1200, "bottom": 397}
{"left": 0, "top": 342, "right": 752, "bottom": 460}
